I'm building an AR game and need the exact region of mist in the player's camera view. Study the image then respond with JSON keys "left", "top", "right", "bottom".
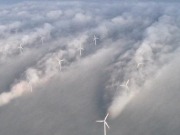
{"left": 0, "top": 1, "right": 180, "bottom": 135}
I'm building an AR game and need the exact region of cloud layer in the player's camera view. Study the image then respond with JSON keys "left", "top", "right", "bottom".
{"left": 0, "top": 1, "right": 180, "bottom": 135}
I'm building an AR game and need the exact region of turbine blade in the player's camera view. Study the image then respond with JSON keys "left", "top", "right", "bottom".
{"left": 126, "top": 80, "right": 129, "bottom": 86}
{"left": 105, "top": 122, "right": 110, "bottom": 129}
{"left": 104, "top": 113, "right": 109, "bottom": 120}
{"left": 137, "top": 63, "right": 143, "bottom": 68}
{"left": 56, "top": 58, "right": 60, "bottom": 62}
{"left": 96, "top": 120, "right": 104, "bottom": 123}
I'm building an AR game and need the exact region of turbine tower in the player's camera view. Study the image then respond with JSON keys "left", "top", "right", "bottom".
{"left": 93, "top": 35, "right": 99, "bottom": 46}
{"left": 96, "top": 113, "right": 110, "bottom": 135}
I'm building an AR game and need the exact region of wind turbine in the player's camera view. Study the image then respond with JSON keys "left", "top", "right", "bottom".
{"left": 40, "top": 35, "right": 45, "bottom": 45}
{"left": 77, "top": 44, "right": 84, "bottom": 56}
{"left": 137, "top": 63, "right": 144, "bottom": 68}
{"left": 120, "top": 79, "right": 129, "bottom": 90}
{"left": 56, "top": 57, "right": 64, "bottom": 71}
{"left": 28, "top": 81, "right": 32, "bottom": 92}
{"left": 27, "top": 77, "right": 32, "bottom": 92}
{"left": 18, "top": 43, "right": 23, "bottom": 54}
{"left": 93, "top": 35, "right": 99, "bottom": 46}
{"left": 96, "top": 113, "right": 110, "bottom": 135}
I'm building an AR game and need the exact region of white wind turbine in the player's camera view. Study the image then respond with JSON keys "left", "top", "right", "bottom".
{"left": 96, "top": 113, "right": 110, "bottom": 135}
{"left": 27, "top": 77, "right": 32, "bottom": 92}
{"left": 77, "top": 44, "right": 84, "bottom": 56}
{"left": 56, "top": 56, "right": 64, "bottom": 71}
{"left": 18, "top": 42, "right": 23, "bottom": 54}
{"left": 120, "top": 79, "right": 129, "bottom": 90}
{"left": 93, "top": 35, "right": 99, "bottom": 46}
{"left": 40, "top": 35, "right": 45, "bottom": 45}
{"left": 3, "top": 44, "right": 9, "bottom": 57}
{"left": 137, "top": 62, "right": 144, "bottom": 68}
{"left": 28, "top": 81, "right": 32, "bottom": 92}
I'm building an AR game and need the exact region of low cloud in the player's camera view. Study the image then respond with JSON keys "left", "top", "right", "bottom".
{"left": 0, "top": 1, "right": 180, "bottom": 135}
